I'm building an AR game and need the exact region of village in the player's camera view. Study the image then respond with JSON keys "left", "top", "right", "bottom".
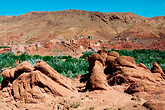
{"left": 0, "top": 36, "right": 104, "bottom": 57}
{"left": 0, "top": 36, "right": 146, "bottom": 57}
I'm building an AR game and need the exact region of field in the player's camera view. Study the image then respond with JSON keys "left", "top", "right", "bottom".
{"left": 0, "top": 49, "right": 165, "bottom": 83}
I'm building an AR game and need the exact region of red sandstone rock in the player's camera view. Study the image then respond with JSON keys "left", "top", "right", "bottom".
{"left": 14, "top": 61, "right": 34, "bottom": 79}
{"left": 87, "top": 60, "right": 111, "bottom": 90}
{"left": 97, "top": 49, "right": 108, "bottom": 63}
{"left": 34, "top": 60, "right": 77, "bottom": 92}
{"left": 137, "top": 63, "right": 147, "bottom": 69}
{"left": 107, "top": 51, "right": 119, "bottom": 57}
{"left": 151, "top": 62, "right": 164, "bottom": 78}
{"left": 143, "top": 101, "right": 165, "bottom": 110}
{"left": 88, "top": 53, "right": 105, "bottom": 73}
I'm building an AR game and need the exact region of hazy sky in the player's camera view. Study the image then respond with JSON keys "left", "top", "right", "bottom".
{"left": 0, "top": 0, "right": 165, "bottom": 17}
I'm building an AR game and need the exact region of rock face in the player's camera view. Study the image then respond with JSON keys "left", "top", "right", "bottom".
{"left": 87, "top": 60, "right": 110, "bottom": 90}
{"left": 86, "top": 50, "right": 111, "bottom": 90}
{"left": 104, "top": 53, "right": 165, "bottom": 110}
{"left": 105, "top": 51, "right": 119, "bottom": 66}
{"left": 143, "top": 101, "right": 165, "bottom": 110}
{"left": 0, "top": 10, "right": 165, "bottom": 52}
{"left": 151, "top": 62, "right": 164, "bottom": 77}
{"left": 88, "top": 53, "right": 105, "bottom": 73}
{"left": 1, "top": 61, "right": 78, "bottom": 104}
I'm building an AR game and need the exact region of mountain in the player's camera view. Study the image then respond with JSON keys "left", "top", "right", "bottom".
{"left": 0, "top": 9, "right": 164, "bottom": 48}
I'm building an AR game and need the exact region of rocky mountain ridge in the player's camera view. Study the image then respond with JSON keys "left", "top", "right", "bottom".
{"left": 0, "top": 9, "right": 164, "bottom": 47}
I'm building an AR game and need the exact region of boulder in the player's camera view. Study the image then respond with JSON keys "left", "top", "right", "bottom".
{"left": 107, "top": 51, "right": 119, "bottom": 57}
{"left": 12, "top": 70, "right": 78, "bottom": 103}
{"left": 105, "top": 56, "right": 137, "bottom": 75}
{"left": 1, "top": 68, "right": 16, "bottom": 89}
{"left": 143, "top": 101, "right": 165, "bottom": 110}
{"left": 105, "top": 56, "right": 116, "bottom": 66}
{"left": 1, "top": 70, "right": 10, "bottom": 89}
{"left": 34, "top": 60, "right": 77, "bottom": 92}
{"left": 88, "top": 53, "right": 104, "bottom": 73}
{"left": 151, "top": 62, "right": 164, "bottom": 78}
{"left": 113, "top": 56, "right": 136, "bottom": 68}
{"left": 97, "top": 50, "right": 108, "bottom": 62}
{"left": 86, "top": 60, "right": 110, "bottom": 91}
{"left": 1, "top": 60, "right": 78, "bottom": 104}
{"left": 137, "top": 63, "right": 147, "bottom": 69}
{"left": 14, "top": 61, "right": 34, "bottom": 79}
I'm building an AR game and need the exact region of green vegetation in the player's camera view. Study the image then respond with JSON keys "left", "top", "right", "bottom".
{"left": 0, "top": 74, "right": 3, "bottom": 84}
{"left": 89, "top": 107, "right": 95, "bottom": 110}
{"left": 133, "top": 105, "right": 138, "bottom": 107}
{"left": 81, "top": 49, "right": 165, "bottom": 71}
{"left": 0, "top": 46, "right": 10, "bottom": 49}
{"left": 131, "top": 97, "right": 138, "bottom": 100}
{"left": 80, "top": 51, "right": 95, "bottom": 58}
{"left": 118, "top": 107, "right": 125, "bottom": 110}
{"left": 70, "top": 102, "right": 80, "bottom": 108}
{"left": 0, "top": 52, "right": 88, "bottom": 83}
{"left": 109, "top": 49, "right": 165, "bottom": 71}
{"left": 104, "top": 107, "right": 113, "bottom": 110}
{"left": 0, "top": 49, "right": 164, "bottom": 84}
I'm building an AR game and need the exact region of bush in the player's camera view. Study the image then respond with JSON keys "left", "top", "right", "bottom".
{"left": 0, "top": 49, "right": 164, "bottom": 84}
{"left": 80, "top": 51, "right": 96, "bottom": 58}
{"left": 0, "top": 74, "right": 3, "bottom": 84}
{"left": 0, "top": 46, "right": 10, "bottom": 49}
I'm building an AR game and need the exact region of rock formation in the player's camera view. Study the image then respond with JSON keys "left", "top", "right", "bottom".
{"left": 104, "top": 53, "right": 165, "bottom": 110}
{"left": 86, "top": 50, "right": 111, "bottom": 90}
{"left": 0, "top": 50, "right": 165, "bottom": 110}
{"left": 1, "top": 61, "right": 78, "bottom": 104}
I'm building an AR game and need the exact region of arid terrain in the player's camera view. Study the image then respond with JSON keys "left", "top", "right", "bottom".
{"left": 0, "top": 10, "right": 165, "bottom": 110}
{"left": 0, "top": 10, "right": 165, "bottom": 56}
{"left": 0, "top": 50, "right": 165, "bottom": 110}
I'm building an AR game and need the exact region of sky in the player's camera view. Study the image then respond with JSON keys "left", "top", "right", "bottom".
{"left": 0, "top": 0, "right": 165, "bottom": 17}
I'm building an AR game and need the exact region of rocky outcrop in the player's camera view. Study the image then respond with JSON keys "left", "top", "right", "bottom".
{"left": 0, "top": 50, "right": 165, "bottom": 110}
{"left": 151, "top": 62, "right": 165, "bottom": 78}
{"left": 86, "top": 50, "right": 111, "bottom": 90}
{"left": 88, "top": 53, "right": 105, "bottom": 73}
{"left": 137, "top": 63, "right": 147, "bottom": 69}
{"left": 143, "top": 101, "right": 165, "bottom": 110}
{"left": 105, "top": 51, "right": 119, "bottom": 66}
{"left": 104, "top": 53, "right": 165, "bottom": 110}
{"left": 1, "top": 61, "right": 78, "bottom": 104}
{"left": 86, "top": 60, "right": 110, "bottom": 90}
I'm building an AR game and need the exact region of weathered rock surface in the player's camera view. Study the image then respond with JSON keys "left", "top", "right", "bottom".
{"left": 105, "top": 53, "right": 165, "bottom": 110}
{"left": 151, "top": 62, "right": 165, "bottom": 78}
{"left": 86, "top": 60, "right": 110, "bottom": 90}
{"left": 14, "top": 61, "right": 34, "bottom": 79}
{"left": 0, "top": 60, "right": 78, "bottom": 108}
{"left": 105, "top": 51, "right": 119, "bottom": 66}
{"left": 0, "top": 50, "right": 164, "bottom": 110}
{"left": 143, "top": 101, "right": 165, "bottom": 110}
{"left": 97, "top": 49, "right": 108, "bottom": 63}
{"left": 88, "top": 53, "right": 105, "bottom": 73}
{"left": 86, "top": 50, "right": 111, "bottom": 91}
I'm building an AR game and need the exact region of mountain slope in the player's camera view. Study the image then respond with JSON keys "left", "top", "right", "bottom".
{"left": 0, "top": 9, "right": 164, "bottom": 45}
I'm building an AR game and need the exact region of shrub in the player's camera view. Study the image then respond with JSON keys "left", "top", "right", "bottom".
{"left": 0, "top": 74, "right": 3, "bottom": 84}
{"left": 70, "top": 102, "right": 80, "bottom": 108}
{"left": 0, "top": 49, "right": 164, "bottom": 84}
{"left": 80, "top": 51, "right": 96, "bottom": 58}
